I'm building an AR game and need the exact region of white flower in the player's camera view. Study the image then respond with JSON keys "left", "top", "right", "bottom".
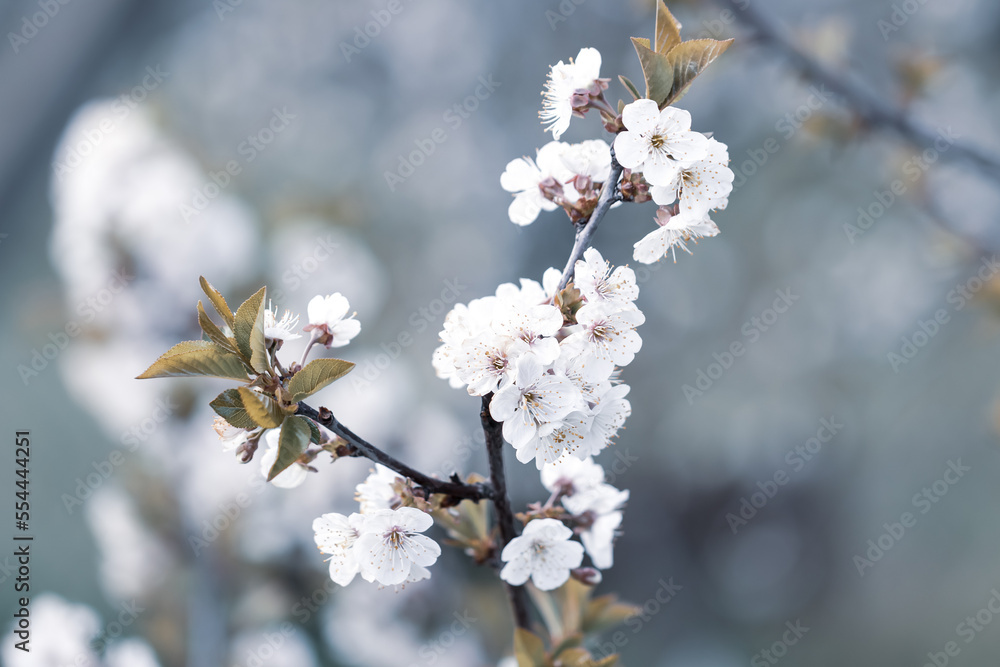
{"left": 541, "top": 456, "right": 606, "bottom": 495}
{"left": 355, "top": 507, "right": 441, "bottom": 586}
{"left": 490, "top": 355, "right": 583, "bottom": 448}
{"left": 540, "top": 47, "right": 603, "bottom": 140}
{"left": 553, "top": 347, "right": 615, "bottom": 406}
{"left": 263, "top": 301, "right": 301, "bottom": 342}
{"left": 213, "top": 417, "right": 257, "bottom": 453}
{"left": 614, "top": 99, "right": 710, "bottom": 187}
{"left": 432, "top": 297, "right": 499, "bottom": 388}
{"left": 492, "top": 300, "right": 564, "bottom": 366}
{"left": 633, "top": 207, "right": 720, "bottom": 264}
{"left": 649, "top": 137, "right": 734, "bottom": 214}
{"left": 355, "top": 464, "right": 401, "bottom": 514}
{"left": 258, "top": 429, "right": 309, "bottom": 488}
{"left": 581, "top": 509, "right": 623, "bottom": 570}
{"left": 560, "top": 139, "right": 612, "bottom": 182}
{"left": 565, "top": 484, "right": 629, "bottom": 570}
{"left": 454, "top": 334, "right": 529, "bottom": 396}
{"left": 582, "top": 383, "right": 631, "bottom": 456}
{"left": 564, "top": 304, "right": 645, "bottom": 367}
{"left": 313, "top": 512, "right": 365, "bottom": 585}
{"left": 514, "top": 411, "right": 593, "bottom": 469}
{"left": 305, "top": 293, "right": 361, "bottom": 348}
{"left": 573, "top": 247, "right": 639, "bottom": 311}
{"left": 500, "top": 142, "right": 576, "bottom": 226}
{"left": 500, "top": 518, "right": 584, "bottom": 591}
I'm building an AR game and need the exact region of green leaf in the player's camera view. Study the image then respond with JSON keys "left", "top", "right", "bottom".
{"left": 661, "top": 38, "right": 734, "bottom": 107}
{"left": 618, "top": 74, "right": 641, "bottom": 101}
{"left": 137, "top": 340, "right": 249, "bottom": 381}
{"left": 233, "top": 286, "right": 269, "bottom": 373}
{"left": 654, "top": 0, "right": 682, "bottom": 53}
{"left": 267, "top": 415, "right": 310, "bottom": 481}
{"left": 631, "top": 37, "right": 674, "bottom": 107}
{"left": 199, "top": 276, "right": 235, "bottom": 330}
{"left": 304, "top": 417, "right": 322, "bottom": 444}
{"left": 287, "top": 358, "right": 356, "bottom": 403}
{"left": 236, "top": 386, "right": 285, "bottom": 429}
{"left": 198, "top": 301, "right": 240, "bottom": 355}
{"left": 513, "top": 628, "right": 548, "bottom": 667}
{"left": 210, "top": 388, "right": 257, "bottom": 430}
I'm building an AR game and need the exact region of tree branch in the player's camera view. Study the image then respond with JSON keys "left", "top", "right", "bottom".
{"left": 721, "top": 0, "right": 1000, "bottom": 182}
{"left": 480, "top": 393, "right": 530, "bottom": 629}
{"left": 557, "top": 148, "right": 624, "bottom": 291}
{"left": 296, "top": 402, "right": 494, "bottom": 502}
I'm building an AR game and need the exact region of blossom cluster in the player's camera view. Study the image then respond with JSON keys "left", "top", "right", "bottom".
{"left": 500, "top": 456, "right": 629, "bottom": 590}
{"left": 506, "top": 46, "right": 735, "bottom": 264}
{"left": 212, "top": 292, "right": 360, "bottom": 485}
{"left": 311, "top": 465, "right": 445, "bottom": 589}
{"left": 433, "top": 247, "right": 641, "bottom": 469}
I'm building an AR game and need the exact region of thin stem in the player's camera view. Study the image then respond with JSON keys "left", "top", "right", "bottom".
{"left": 722, "top": 0, "right": 1000, "bottom": 181}
{"left": 557, "top": 147, "right": 624, "bottom": 291}
{"left": 480, "top": 394, "right": 531, "bottom": 629}
{"left": 296, "top": 402, "right": 493, "bottom": 502}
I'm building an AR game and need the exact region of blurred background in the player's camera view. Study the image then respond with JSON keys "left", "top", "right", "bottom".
{"left": 2, "top": 0, "right": 1000, "bottom": 664}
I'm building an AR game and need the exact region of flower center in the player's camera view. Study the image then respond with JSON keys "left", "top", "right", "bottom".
{"left": 649, "top": 134, "right": 665, "bottom": 149}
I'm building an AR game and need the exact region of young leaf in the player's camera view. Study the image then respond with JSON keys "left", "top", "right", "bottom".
{"left": 287, "top": 358, "right": 356, "bottom": 403}
{"left": 233, "top": 286, "right": 269, "bottom": 373}
{"left": 654, "top": 0, "right": 682, "bottom": 54}
{"left": 618, "top": 74, "right": 642, "bottom": 101}
{"left": 236, "top": 386, "right": 285, "bottom": 429}
{"left": 304, "top": 417, "right": 322, "bottom": 444}
{"left": 631, "top": 37, "right": 674, "bottom": 107}
{"left": 199, "top": 276, "right": 235, "bottom": 330}
{"left": 210, "top": 388, "right": 257, "bottom": 430}
{"left": 513, "top": 628, "right": 548, "bottom": 667}
{"left": 137, "top": 340, "right": 249, "bottom": 381}
{"left": 267, "top": 415, "right": 310, "bottom": 481}
{"left": 662, "top": 38, "right": 734, "bottom": 107}
{"left": 198, "top": 301, "right": 239, "bottom": 355}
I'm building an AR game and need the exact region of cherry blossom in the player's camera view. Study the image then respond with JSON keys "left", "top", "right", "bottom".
{"left": 313, "top": 512, "right": 365, "bottom": 586}
{"left": 355, "top": 507, "right": 441, "bottom": 587}
{"left": 614, "top": 99, "right": 710, "bottom": 187}
{"left": 489, "top": 355, "right": 584, "bottom": 448}
{"left": 500, "top": 518, "right": 584, "bottom": 591}
{"left": 263, "top": 301, "right": 301, "bottom": 343}
{"left": 633, "top": 207, "right": 720, "bottom": 264}
{"left": 304, "top": 293, "right": 360, "bottom": 348}
{"left": 500, "top": 142, "right": 577, "bottom": 226}
{"left": 649, "top": 137, "right": 734, "bottom": 215}
{"left": 540, "top": 47, "right": 603, "bottom": 140}
{"left": 564, "top": 303, "right": 645, "bottom": 367}
{"left": 573, "top": 247, "right": 639, "bottom": 311}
